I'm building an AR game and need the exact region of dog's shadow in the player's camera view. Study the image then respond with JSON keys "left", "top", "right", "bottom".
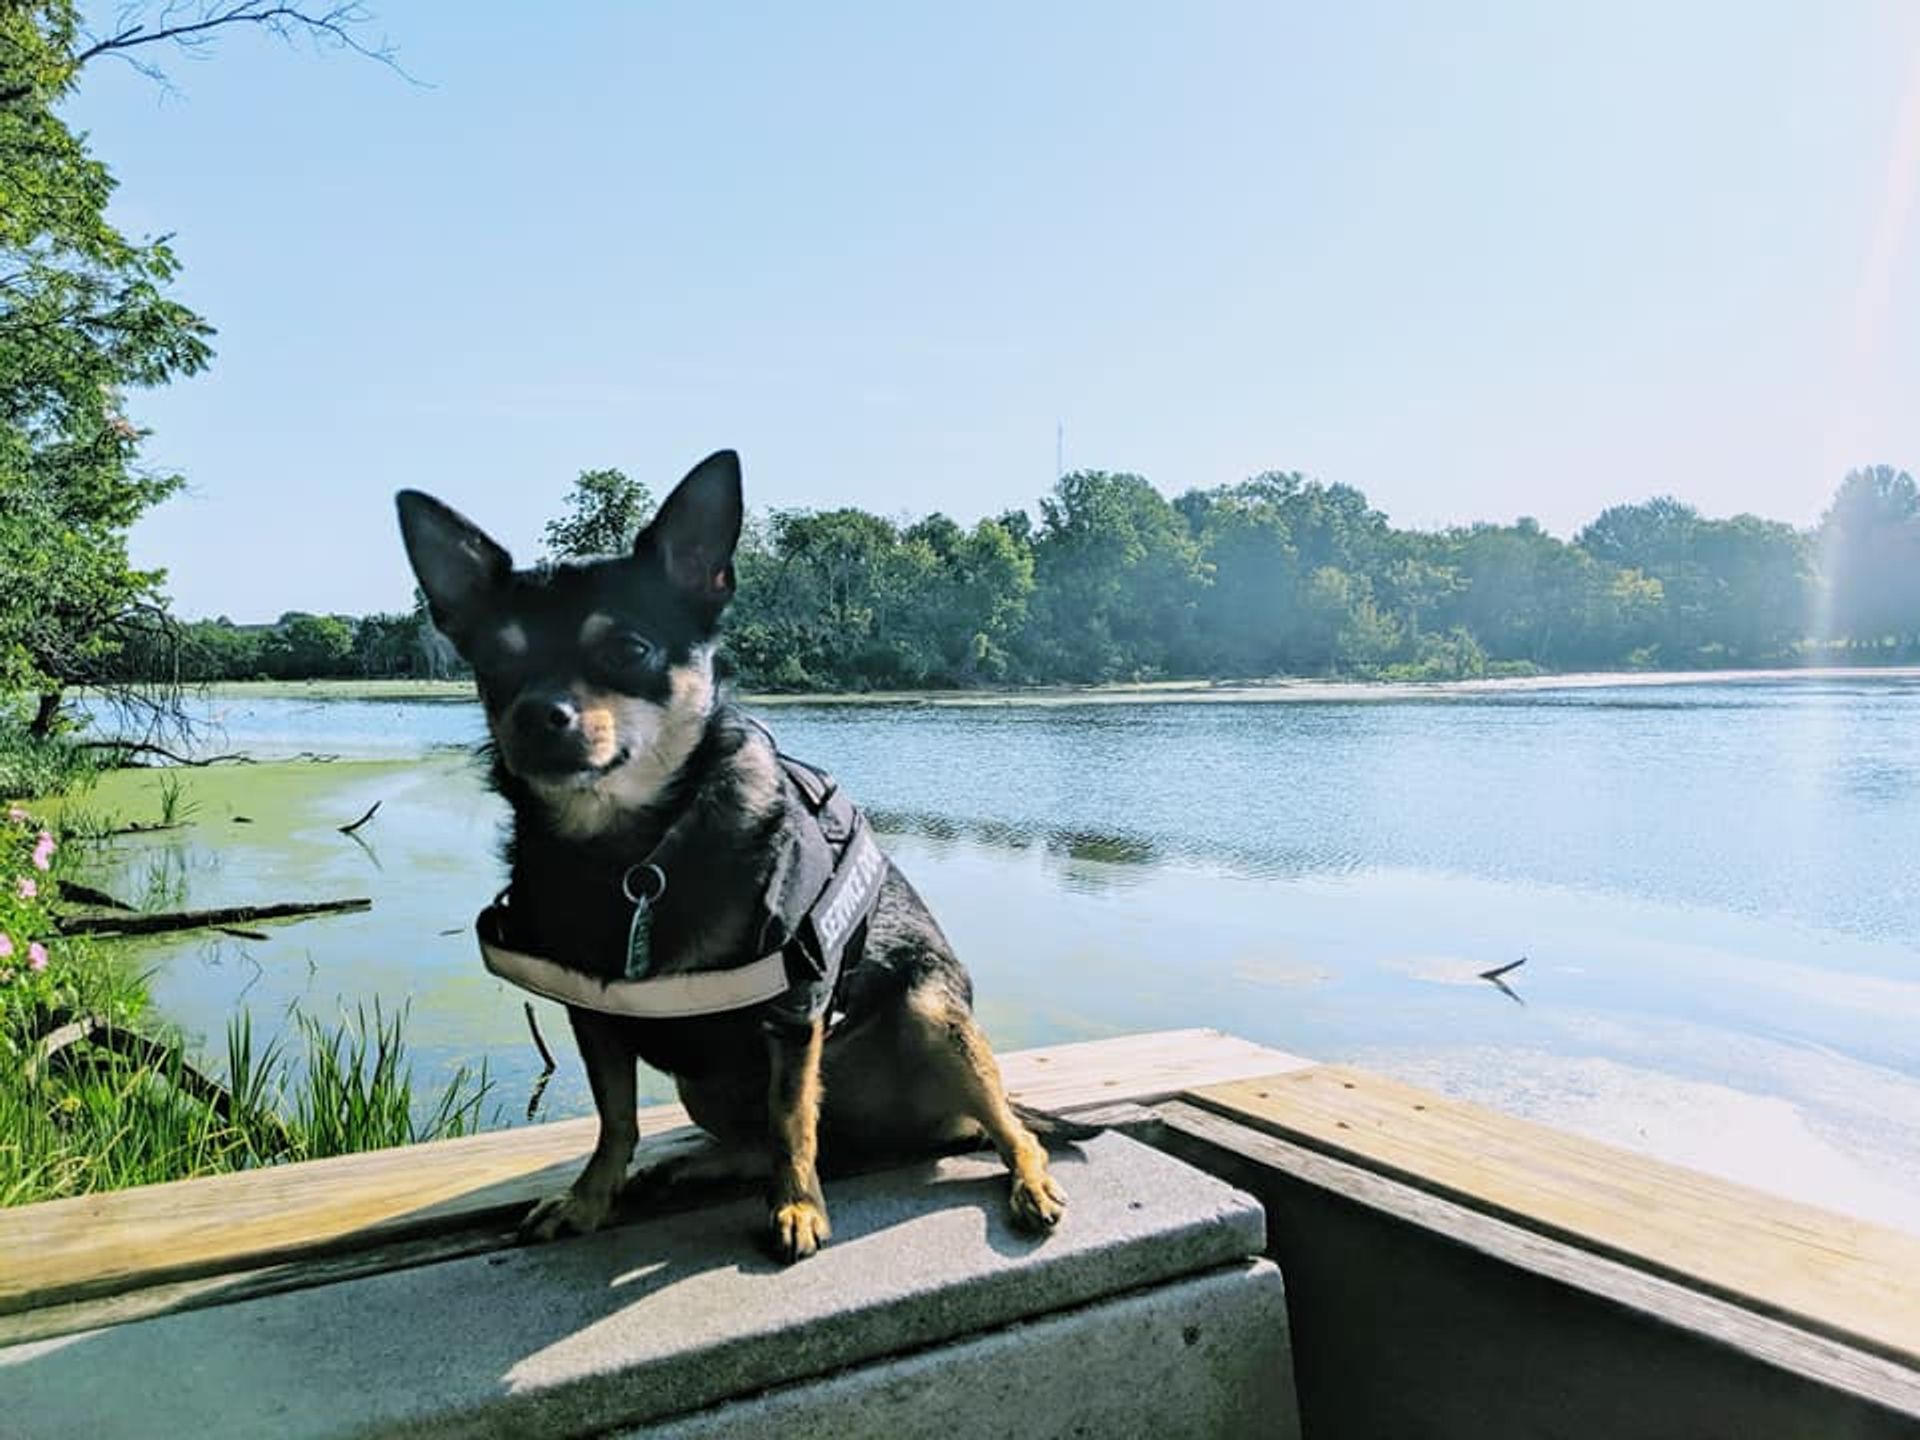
{"left": 1, "top": 1142, "right": 1097, "bottom": 1435}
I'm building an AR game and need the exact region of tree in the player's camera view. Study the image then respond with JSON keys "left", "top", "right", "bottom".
{"left": 1579, "top": 497, "right": 1811, "bottom": 662}
{"left": 1023, "top": 471, "right": 1206, "bottom": 681}
{"left": 543, "top": 468, "right": 655, "bottom": 560}
{"left": 261, "top": 613, "right": 353, "bottom": 678}
{"left": 1179, "top": 479, "right": 1302, "bottom": 675}
{"left": 1818, "top": 466, "right": 1920, "bottom": 650}
{"left": 1, "top": 3, "right": 392, "bottom": 735}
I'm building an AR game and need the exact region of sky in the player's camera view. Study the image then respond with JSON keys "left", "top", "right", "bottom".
{"left": 63, "top": 1, "right": 1920, "bottom": 621}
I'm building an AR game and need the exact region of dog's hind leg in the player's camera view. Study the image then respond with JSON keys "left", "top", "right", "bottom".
{"left": 908, "top": 985, "right": 1066, "bottom": 1233}
{"left": 523, "top": 1008, "right": 637, "bottom": 1242}
{"left": 763, "top": 1017, "right": 830, "bottom": 1262}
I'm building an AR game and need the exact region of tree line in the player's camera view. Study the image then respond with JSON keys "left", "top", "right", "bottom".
{"left": 126, "top": 461, "right": 1920, "bottom": 692}
{"left": 6, "top": 3, "right": 1919, "bottom": 722}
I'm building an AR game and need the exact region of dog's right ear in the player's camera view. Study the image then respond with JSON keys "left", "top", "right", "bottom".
{"left": 395, "top": 490, "right": 511, "bottom": 646}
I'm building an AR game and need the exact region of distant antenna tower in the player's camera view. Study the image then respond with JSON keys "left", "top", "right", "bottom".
{"left": 1056, "top": 421, "right": 1064, "bottom": 480}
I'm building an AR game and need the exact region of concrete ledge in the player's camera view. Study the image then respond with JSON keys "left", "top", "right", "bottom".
{"left": 1, "top": 1133, "right": 1268, "bottom": 1439}
{"left": 642, "top": 1260, "right": 1299, "bottom": 1440}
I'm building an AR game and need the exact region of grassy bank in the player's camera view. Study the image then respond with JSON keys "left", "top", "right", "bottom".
{"left": 0, "top": 788, "right": 494, "bottom": 1207}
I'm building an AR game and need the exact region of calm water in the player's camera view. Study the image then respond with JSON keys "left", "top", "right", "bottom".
{"left": 84, "top": 677, "right": 1920, "bottom": 1230}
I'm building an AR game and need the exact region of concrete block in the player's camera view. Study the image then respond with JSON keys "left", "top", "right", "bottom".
{"left": 2, "top": 1132, "right": 1268, "bottom": 1439}
{"left": 641, "top": 1259, "right": 1300, "bottom": 1440}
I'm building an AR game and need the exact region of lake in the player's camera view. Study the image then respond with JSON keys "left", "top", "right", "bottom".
{"left": 74, "top": 674, "right": 1920, "bottom": 1232}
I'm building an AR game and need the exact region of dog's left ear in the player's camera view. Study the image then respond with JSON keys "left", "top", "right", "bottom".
{"left": 638, "top": 449, "right": 743, "bottom": 610}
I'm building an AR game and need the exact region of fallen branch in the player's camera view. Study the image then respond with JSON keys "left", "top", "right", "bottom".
{"left": 76, "top": 740, "right": 252, "bottom": 767}
{"left": 1477, "top": 956, "right": 1527, "bottom": 1007}
{"left": 29, "top": 1013, "right": 293, "bottom": 1149}
{"left": 337, "top": 800, "right": 382, "bottom": 835}
{"left": 524, "top": 1001, "right": 557, "bottom": 1073}
{"left": 525, "top": 1071, "right": 553, "bottom": 1123}
{"left": 28, "top": 1014, "right": 98, "bottom": 1081}
{"left": 523, "top": 1001, "right": 558, "bottom": 1122}
{"left": 58, "top": 897, "right": 372, "bottom": 937}
{"left": 57, "top": 881, "right": 136, "bottom": 912}
{"left": 217, "top": 927, "right": 271, "bottom": 941}
{"left": 65, "top": 821, "right": 191, "bottom": 841}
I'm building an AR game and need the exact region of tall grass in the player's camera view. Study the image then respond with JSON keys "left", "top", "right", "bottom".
{"left": 0, "top": 1008, "right": 495, "bottom": 1206}
{"left": 0, "top": 797, "right": 497, "bottom": 1208}
{"left": 0, "top": 716, "right": 98, "bottom": 800}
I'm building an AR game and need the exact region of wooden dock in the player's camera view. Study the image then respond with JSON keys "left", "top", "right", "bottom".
{"left": 2, "top": 1028, "right": 1916, "bottom": 1438}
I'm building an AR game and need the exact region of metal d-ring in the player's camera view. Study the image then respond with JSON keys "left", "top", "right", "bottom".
{"left": 621, "top": 863, "right": 667, "bottom": 908}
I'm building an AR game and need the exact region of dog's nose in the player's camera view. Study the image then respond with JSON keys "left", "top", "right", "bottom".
{"left": 514, "top": 694, "right": 580, "bottom": 740}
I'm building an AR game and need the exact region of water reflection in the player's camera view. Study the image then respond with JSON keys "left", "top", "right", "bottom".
{"left": 871, "top": 809, "right": 1162, "bottom": 867}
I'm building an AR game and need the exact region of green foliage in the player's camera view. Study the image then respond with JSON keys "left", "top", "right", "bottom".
{"left": 0, "top": 1004, "right": 494, "bottom": 1206}
{"left": 1578, "top": 497, "right": 1813, "bottom": 662}
{"left": 543, "top": 467, "right": 655, "bottom": 560}
{"left": 1, "top": 3, "right": 215, "bottom": 718}
{"left": 1023, "top": 471, "right": 1204, "bottom": 681}
{"left": 0, "top": 799, "right": 493, "bottom": 1205}
{"left": 0, "top": 705, "right": 97, "bottom": 796}
{"left": 91, "top": 463, "right": 1920, "bottom": 692}
{"left": 1818, "top": 466, "right": 1920, "bottom": 650}
{"left": 727, "top": 507, "right": 1034, "bottom": 689}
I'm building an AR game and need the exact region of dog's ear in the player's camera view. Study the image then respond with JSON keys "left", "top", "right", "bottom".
{"left": 637, "top": 450, "right": 743, "bottom": 611}
{"left": 395, "top": 490, "right": 512, "bottom": 646}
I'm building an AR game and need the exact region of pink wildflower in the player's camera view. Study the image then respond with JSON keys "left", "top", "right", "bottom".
{"left": 7, "top": 806, "right": 26, "bottom": 823}
{"left": 0, "top": 932, "right": 11, "bottom": 958}
{"left": 17, "top": 877, "right": 36, "bottom": 900}
{"left": 27, "top": 941, "right": 48, "bottom": 972}
{"left": 32, "top": 832, "right": 55, "bottom": 871}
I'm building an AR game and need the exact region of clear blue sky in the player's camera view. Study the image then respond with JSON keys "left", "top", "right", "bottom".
{"left": 67, "top": 1, "right": 1920, "bottom": 621}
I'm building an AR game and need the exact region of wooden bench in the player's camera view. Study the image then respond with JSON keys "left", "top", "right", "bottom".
{"left": 3, "top": 1028, "right": 1916, "bottom": 1438}
{"left": 0, "top": 1028, "right": 1310, "bottom": 1343}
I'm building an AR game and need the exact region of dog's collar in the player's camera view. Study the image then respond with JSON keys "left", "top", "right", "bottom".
{"left": 475, "top": 902, "right": 794, "bottom": 1018}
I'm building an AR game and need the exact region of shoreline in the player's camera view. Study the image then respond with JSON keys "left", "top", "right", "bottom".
{"left": 170, "top": 665, "right": 1920, "bottom": 709}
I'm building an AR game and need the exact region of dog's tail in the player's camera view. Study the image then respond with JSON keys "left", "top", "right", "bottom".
{"left": 1013, "top": 1100, "right": 1104, "bottom": 1145}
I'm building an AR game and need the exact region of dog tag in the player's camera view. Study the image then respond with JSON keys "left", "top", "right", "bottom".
{"left": 621, "top": 863, "right": 666, "bottom": 980}
{"left": 625, "top": 899, "right": 653, "bottom": 979}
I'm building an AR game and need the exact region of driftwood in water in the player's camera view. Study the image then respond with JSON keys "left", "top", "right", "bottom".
{"left": 58, "top": 897, "right": 372, "bottom": 938}
{"left": 76, "top": 740, "right": 251, "bottom": 768}
{"left": 1477, "top": 955, "right": 1528, "bottom": 1006}
{"left": 66, "top": 821, "right": 190, "bottom": 840}
{"left": 56, "top": 881, "right": 136, "bottom": 912}
{"left": 337, "top": 801, "right": 381, "bottom": 835}
{"left": 523, "top": 1001, "right": 557, "bottom": 1121}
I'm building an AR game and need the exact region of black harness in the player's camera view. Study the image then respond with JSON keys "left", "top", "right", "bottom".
{"left": 476, "top": 744, "right": 887, "bottom": 1032}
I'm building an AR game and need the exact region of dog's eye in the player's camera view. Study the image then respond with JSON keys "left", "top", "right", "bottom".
{"left": 600, "top": 633, "right": 654, "bottom": 671}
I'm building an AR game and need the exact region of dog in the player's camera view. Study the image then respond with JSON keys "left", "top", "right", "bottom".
{"left": 396, "top": 450, "right": 1073, "bottom": 1261}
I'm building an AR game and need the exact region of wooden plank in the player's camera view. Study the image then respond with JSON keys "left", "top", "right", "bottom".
{"left": 0, "top": 1028, "right": 1305, "bottom": 1320}
{"left": 1190, "top": 1066, "right": 1920, "bottom": 1369}
{"left": 1153, "top": 1101, "right": 1920, "bottom": 1437}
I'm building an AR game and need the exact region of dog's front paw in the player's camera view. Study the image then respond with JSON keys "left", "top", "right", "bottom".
{"left": 520, "top": 1184, "right": 616, "bottom": 1243}
{"left": 1009, "top": 1170, "right": 1067, "bottom": 1232}
{"left": 768, "top": 1199, "right": 831, "bottom": 1262}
